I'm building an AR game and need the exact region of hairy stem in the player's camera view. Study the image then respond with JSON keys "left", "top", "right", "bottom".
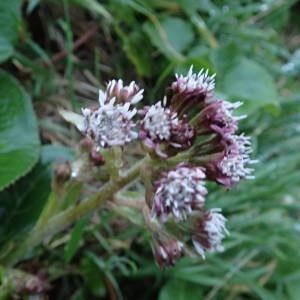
{"left": 3, "top": 156, "right": 150, "bottom": 267}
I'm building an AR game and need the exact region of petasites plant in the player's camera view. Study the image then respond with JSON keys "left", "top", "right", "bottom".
{"left": 3, "top": 67, "right": 256, "bottom": 269}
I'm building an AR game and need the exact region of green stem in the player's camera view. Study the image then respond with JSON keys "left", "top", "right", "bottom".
{"left": 165, "top": 149, "right": 224, "bottom": 167}
{"left": 3, "top": 156, "right": 150, "bottom": 267}
{"left": 35, "top": 192, "right": 58, "bottom": 229}
{"left": 100, "top": 148, "right": 121, "bottom": 180}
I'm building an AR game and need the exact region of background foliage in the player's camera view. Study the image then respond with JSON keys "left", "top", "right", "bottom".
{"left": 0, "top": 0, "right": 300, "bottom": 299}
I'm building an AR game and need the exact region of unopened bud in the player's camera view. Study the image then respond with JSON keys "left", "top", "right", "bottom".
{"left": 152, "top": 234, "right": 184, "bottom": 268}
{"left": 90, "top": 148, "right": 105, "bottom": 166}
{"left": 54, "top": 161, "right": 71, "bottom": 185}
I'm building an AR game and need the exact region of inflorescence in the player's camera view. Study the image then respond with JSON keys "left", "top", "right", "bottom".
{"left": 64, "top": 66, "right": 257, "bottom": 267}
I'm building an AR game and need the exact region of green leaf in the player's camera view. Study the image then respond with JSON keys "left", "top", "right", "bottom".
{"left": 221, "top": 57, "right": 279, "bottom": 114}
{"left": 159, "top": 279, "right": 202, "bottom": 300}
{"left": 84, "top": 251, "right": 123, "bottom": 299}
{"left": 211, "top": 43, "right": 243, "bottom": 75}
{"left": 0, "top": 37, "right": 13, "bottom": 64}
{"left": 161, "top": 17, "right": 194, "bottom": 54}
{"left": 177, "top": 0, "right": 217, "bottom": 13}
{"left": 0, "top": 145, "right": 74, "bottom": 255}
{"left": 116, "top": 26, "right": 152, "bottom": 77}
{"left": 0, "top": 0, "right": 21, "bottom": 62}
{"left": 144, "top": 17, "right": 194, "bottom": 60}
{"left": 59, "top": 109, "right": 84, "bottom": 130}
{"left": 80, "top": 257, "right": 106, "bottom": 297}
{"left": 0, "top": 71, "right": 40, "bottom": 190}
{"left": 285, "top": 282, "right": 300, "bottom": 300}
{"left": 64, "top": 216, "right": 89, "bottom": 263}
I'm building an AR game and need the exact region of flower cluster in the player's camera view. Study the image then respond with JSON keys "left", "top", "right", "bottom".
{"left": 151, "top": 164, "right": 207, "bottom": 222}
{"left": 147, "top": 67, "right": 256, "bottom": 266}
{"left": 62, "top": 66, "right": 256, "bottom": 267}
{"left": 139, "top": 98, "right": 195, "bottom": 157}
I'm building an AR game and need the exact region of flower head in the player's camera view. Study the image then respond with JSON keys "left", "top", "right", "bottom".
{"left": 140, "top": 99, "right": 179, "bottom": 141}
{"left": 172, "top": 66, "right": 215, "bottom": 97}
{"left": 81, "top": 96, "right": 137, "bottom": 148}
{"left": 197, "top": 100, "right": 246, "bottom": 134}
{"left": 151, "top": 164, "right": 207, "bottom": 222}
{"left": 169, "top": 66, "right": 216, "bottom": 116}
{"left": 206, "top": 133, "right": 257, "bottom": 187}
{"left": 192, "top": 208, "right": 229, "bottom": 258}
{"left": 152, "top": 234, "right": 184, "bottom": 268}
{"left": 104, "top": 79, "right": 144, "bottom": 104}
{"left": 139, "top": 99, "right": 195, "bottom": 157}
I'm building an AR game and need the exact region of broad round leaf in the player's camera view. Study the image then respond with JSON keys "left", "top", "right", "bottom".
{"left": 222, "top": 58, "right": 279, "bottom": 114}
{"left": 0, "top": 71, "right": 40, "bottom": 190}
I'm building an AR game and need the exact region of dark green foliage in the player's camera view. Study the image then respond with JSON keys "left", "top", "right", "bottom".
{"left": 0, "top": 146, "right": 74, "bottom": 255}
{"left": 0, "top": 0, "right": 22, "bottom": 62}
{"left": 0, "top": 71, "right": 40, "bottom": 191}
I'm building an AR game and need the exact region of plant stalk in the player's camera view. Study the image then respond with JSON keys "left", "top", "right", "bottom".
{"left": 3, "top": 156, "right": 149, "bottom": 267}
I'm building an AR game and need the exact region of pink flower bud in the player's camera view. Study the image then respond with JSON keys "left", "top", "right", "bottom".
{"left": 152, "top": 234, "right": 184, "bottom": 267}
{"left": 169, "top": 66, "right": 216, "bottom": 116}
{"left": 105, "top": 79, "right": 144, "bottom": 104}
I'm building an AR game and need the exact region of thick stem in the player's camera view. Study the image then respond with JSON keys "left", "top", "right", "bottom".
{"left": 3, "top": 156, "right": 149, "bottom": 267}
{"left": 113, "top": 194, "right": 144, "bottom": 210}
{"left": 100, "top": 147, "right": 123, "bottom": 180}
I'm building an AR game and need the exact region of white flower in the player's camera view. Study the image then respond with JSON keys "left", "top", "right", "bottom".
{"left": 219, "top": 100, "right": 246, "bottom": 122}
{"left": 142, "top": 98, "right": 179, "bottom": 141}
{"left": 192, "top": 208, "right": 229, "bottom": 259}
{"left": 151, "top": 165, "right": 207, "bottom": 222}
{"left": 198, "top": 100, "right": 246, "bottom": 135}
{"left": 227, "top": 133, "right": 253, "bottom": 155}
{"left": 219, "top": 153, "right": 255, "bottom": 182}
{"left": 173, "top": 66, "right": 216, "bottom": 96}
{"left": 213, "top": 100, "right": 245, "bottom": 128}
{"left": 219, "top": 133, "right": 258, "bottom": 183}
{"left": 204, "top": 132, "right": 257, "bottom": 187}
{"left": 82, "top": 95, "right": 137, "bottom": 148}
